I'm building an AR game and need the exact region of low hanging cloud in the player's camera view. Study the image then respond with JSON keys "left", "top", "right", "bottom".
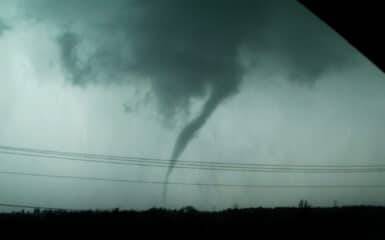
{"left": 21, "top": 0, "right": 359, "bottom": 193}
{"left": 56, "top": 32, "right": 92, "bottom": 86}
{"left": 25, "top": 0, "right": 356, "bottom": 115}
{"left": 0, "top": 18, "right": 10, "bottom": 36}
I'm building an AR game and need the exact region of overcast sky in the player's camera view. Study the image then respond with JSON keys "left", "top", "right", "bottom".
{"left": 1, "top": 0, "right": 385, "bottom": 211}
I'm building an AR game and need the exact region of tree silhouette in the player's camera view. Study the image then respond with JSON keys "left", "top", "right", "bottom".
{"left": 298, "top": 200, "right": 311, "bottom": 208}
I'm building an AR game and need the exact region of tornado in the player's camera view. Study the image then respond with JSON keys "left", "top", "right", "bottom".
{"left": 162, "top": 77, "right": 240, "bottom": 202}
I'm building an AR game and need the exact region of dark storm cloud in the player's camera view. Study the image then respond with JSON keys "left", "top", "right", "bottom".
{"left": 31, "top": 0, "right": 354, "bottom": 114}
{"left": 0, "top": 18, "right": 10, "bottom": 36}
{"left": 57, "top": 32, "right": 91, "bottom": 85}
{"left": 23, "top": 0, "right": 356, "bottom": 189}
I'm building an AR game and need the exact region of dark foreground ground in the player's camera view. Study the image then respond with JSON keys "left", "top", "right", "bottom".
{"left": 2, "top": 206, "right": 385, "bottom": 237}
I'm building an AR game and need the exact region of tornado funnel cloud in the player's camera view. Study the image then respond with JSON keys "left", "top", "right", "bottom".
{"left": 163, "top": 82, "right": 238, "bottom": 202}
{"left": 169, "top": 91, "right": 223, "bottom": 172}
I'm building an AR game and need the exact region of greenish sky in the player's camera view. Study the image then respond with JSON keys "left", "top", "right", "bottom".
{"left": 0, "top": 0, "right": 385, "bottom": 211}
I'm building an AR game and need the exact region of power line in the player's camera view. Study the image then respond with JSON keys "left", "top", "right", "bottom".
{"left": 1, "top": 150, "right": 385, "bottom": 173}
{"left": 0, "top": 202, "right": 122, "bottom": 211}
{"left": 1, "top": 170, "right": 385, "bottom": 188}
{"left": 0, "top": 202, "right": 71, "bottom": 211}
{"left": 1, "top": 144, "right": 384, "bottom": 168}
{"left": 1, "top": 146, "right": 385, "bottom": 173}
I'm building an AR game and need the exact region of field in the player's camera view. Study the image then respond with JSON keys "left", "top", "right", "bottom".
{"left": 1, "top": 206, "right": 385, "bottom": 237}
